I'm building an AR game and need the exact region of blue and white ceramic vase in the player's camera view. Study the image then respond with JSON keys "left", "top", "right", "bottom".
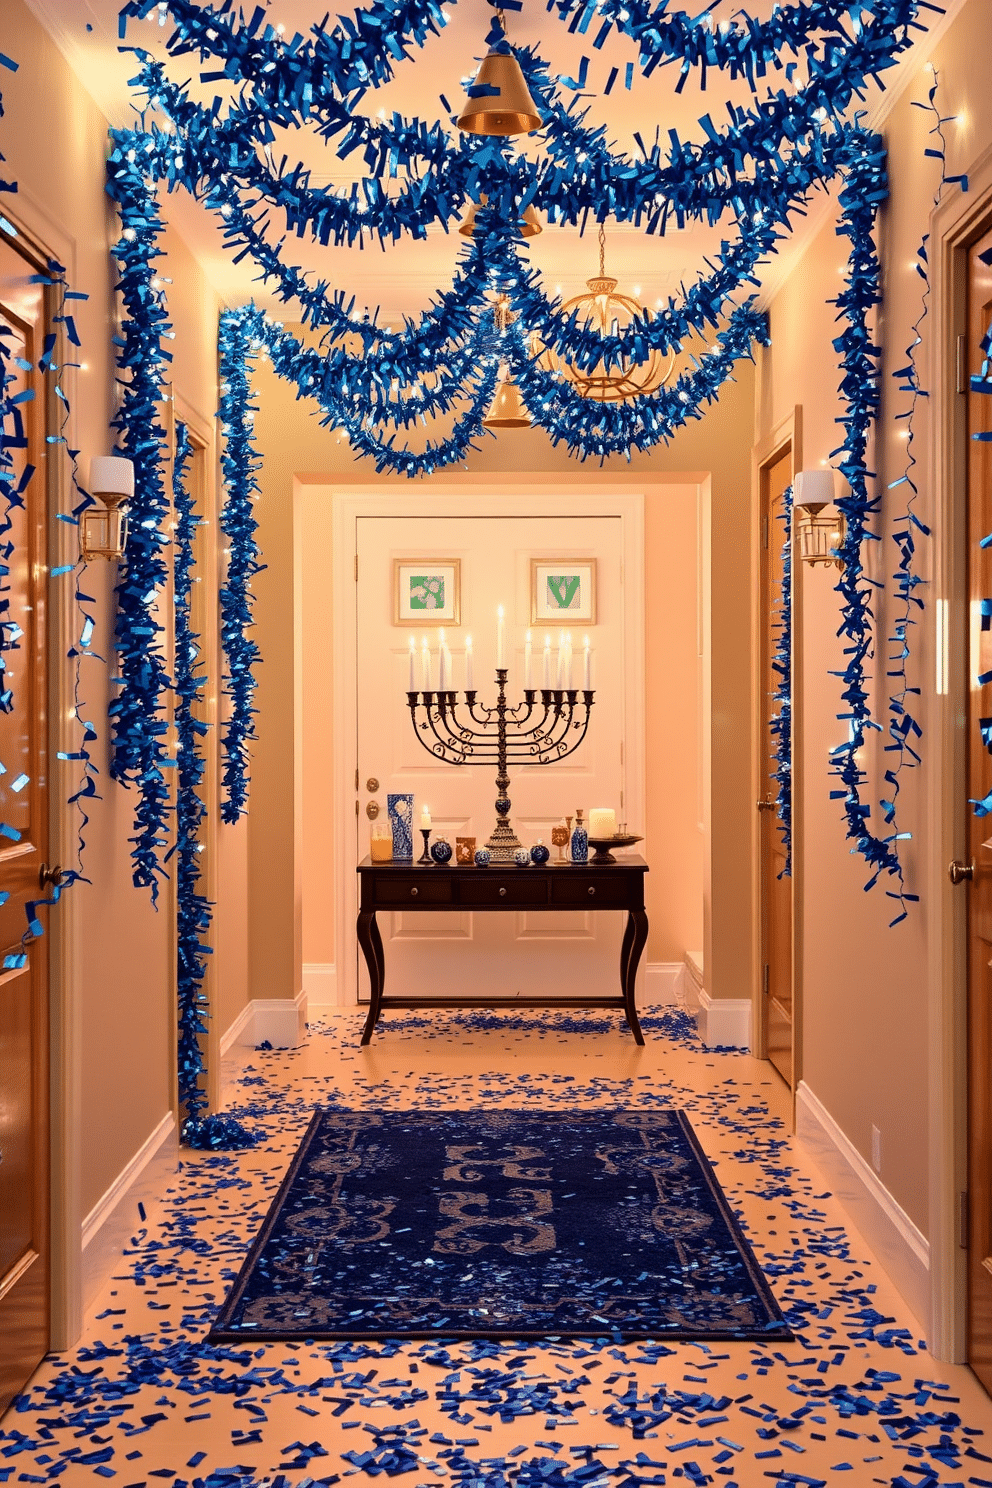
{"left": 387, "top": 793, "right": 415, "bottom": 859}
{"left": 430, "top": 837, "right": 453, "bottom": 864}
{"left": 474, "top": 847, "right": 491, "bottom": 867}
{"left": 570, "top": 816, "right": 588, "bottom": 864}
{"left": 514, "top": 847, "right": 532, "bottom": 867}
{"left": 530, "top": 840, "right": 550, "bottom": 865}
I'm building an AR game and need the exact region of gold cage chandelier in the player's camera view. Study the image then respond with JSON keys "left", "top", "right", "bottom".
{"left": 543, "top": 227, "right": 676, "bottom": 403}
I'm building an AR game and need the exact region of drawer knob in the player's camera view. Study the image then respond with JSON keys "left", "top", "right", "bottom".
{"left": 588, "top": 886, "right": 596, "bottom": 896}
{"left": 499, "top": 886, "right": 507, "bottom": 897}
{"left": 410, "top": 886, "right": 419, "bottom": 897}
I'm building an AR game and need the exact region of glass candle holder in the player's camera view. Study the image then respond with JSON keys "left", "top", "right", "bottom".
{"left": 370, "top": 821, "right": 393, "bottom": 862}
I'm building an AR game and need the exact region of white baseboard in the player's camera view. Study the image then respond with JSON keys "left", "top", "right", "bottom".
{"left": 219, "top": 998, "right": 256, "bottom": 1057}
{"left": 796, "top": 1080, "right": 930, "bottom": 1335}
{"left": 641, "top": 962, "right": 682, "bottom": 1005}
{"left": 219, "top": 990, "right": 308, "bottom": 1052}
{"left": 682, "top": 949, "right": 704, "bottom": 1012}
{"left": 697, "top": 988, "right": 750, "bottom": 1048}
{"left": 253, "top": 989, "right": 308, "bottom": 1048}
{"left": 303, "top": 963, "right": 338, "bottom": 1004}
{"left": 81, "top": 1112, "right": 177, "bottom": 1315}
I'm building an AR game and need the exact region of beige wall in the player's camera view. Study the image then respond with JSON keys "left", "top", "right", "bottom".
{"left": 758, "top": 0, "right": 991, "bottom": 1235}
{"left": 3, "top": 0, "right": 244, "bottom": 1217}
{"left": 254, "top": 354, "right": 754, "bottom": 1000}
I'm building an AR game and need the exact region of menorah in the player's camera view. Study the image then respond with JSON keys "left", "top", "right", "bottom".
{"left": 406, "top": 669, "right": 595, "bottom": 862}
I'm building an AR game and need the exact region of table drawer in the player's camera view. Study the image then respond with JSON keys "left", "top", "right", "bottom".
{"left": 459, "top": 875, "right": 549, "bottom": 907}
{"left": 375, "top": 874, "right": 452, "bottom": 906}
{"left": 550, "top": 874, "right": 633, "bottom": 908}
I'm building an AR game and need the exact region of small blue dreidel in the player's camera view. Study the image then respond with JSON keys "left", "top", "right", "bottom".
{"left": 514, "top": 846, "right": 532, "bottom": 867}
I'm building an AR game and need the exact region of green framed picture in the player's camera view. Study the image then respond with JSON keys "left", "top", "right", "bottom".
{"left": 393, "top": 559, "right": 461, "bottom": 625}
{"left": 531, "top": 559, "right": 597, "bottom": 624}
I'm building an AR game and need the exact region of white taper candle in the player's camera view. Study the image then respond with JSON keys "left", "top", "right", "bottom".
{"left": 496, "top": 604, "right": 505, "bottom": 669}
{"left": 465, "top": 634, "right": 474, "bottom": 689}
{"left": 524, "top": 629, "right": 532, "bottom": 689}
{"left": 421, "top": 638, "right": 431, "bottom": 691}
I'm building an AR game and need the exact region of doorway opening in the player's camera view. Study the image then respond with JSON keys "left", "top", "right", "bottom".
{"left": 752, "top": 413, "right": 800, "bottom": 1092}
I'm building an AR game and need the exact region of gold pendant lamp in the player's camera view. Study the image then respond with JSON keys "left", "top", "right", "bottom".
{"left": 459, "top": 195, "right": 542, "bottom": 238}
{"left": 482, "top": 296, "right": 532, "bottom": 428}
{"left": 543, "top": 226, "right": 676, "bottom": 403}
{"left": 456, "top": 11, "right": 542, "bottom": 137}
{"left": 483, "top": 374, "right": 532, "bottom": 427}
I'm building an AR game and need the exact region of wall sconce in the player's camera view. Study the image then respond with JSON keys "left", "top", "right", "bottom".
{"left": 80, "top": 456, "right": 134, "bottom": 562}
{"left": 793, "top": 468, "right": 845, "bottom": 569}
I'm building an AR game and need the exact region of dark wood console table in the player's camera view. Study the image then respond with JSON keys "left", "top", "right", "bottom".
{"left": 356, "top": 855, "right": 649, "bottom": 1045}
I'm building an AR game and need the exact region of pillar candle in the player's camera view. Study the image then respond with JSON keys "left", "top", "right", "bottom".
{"left": 421, "top": 638, "right": 431, "bottom": 691}
{"left": 589, "top": 807, "right": 616, "bottom": 837}
{"left": 543, "top": 634, "right": 552, "bottom": 688}
{"left": 583, "top": 635, "right": 591, "bottom": 689}
{"left": 496, "top": 605, "right": 505, "bottom": 669}
{"left": 465, "top": 634, "right": 474, "bottom": 689}
{"left": 524, "top": 629, "right": 532, "bottom": 689}
{"left": 421, "top": 804, "right": 431, "bottom": 828}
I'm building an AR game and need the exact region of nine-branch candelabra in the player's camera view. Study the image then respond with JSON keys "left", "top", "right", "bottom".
{"left": 406, "top": 668, "right": 595, "bottom": 861}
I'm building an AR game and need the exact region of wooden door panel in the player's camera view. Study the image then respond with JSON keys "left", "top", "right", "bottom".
{"left": 0, "top": 232, "right": 50, "bottom": 1414}
{"left": 761, "top": 449, "right": 794, "bottom": 1088}
{"left": 967, "top": 225, "right": 992, "bottom": 1396}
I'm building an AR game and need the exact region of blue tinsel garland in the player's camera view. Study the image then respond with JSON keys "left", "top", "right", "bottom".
{"left": 828, "top": 131, "right": 916, "bottom": 924}
{"left": 107, "top": 163, "right": 175, "bottom": 901}
{"left": 770, "top": 487, "right": 792, "bottom": 878}
{"left": 171, "top": 420, "right": 257, "bottom": 1150}
{"left": 104, "top": 0, "right": 926, "bottom": 898}
{"left": 217, "top": 317, "right": 264, "bottom": 823}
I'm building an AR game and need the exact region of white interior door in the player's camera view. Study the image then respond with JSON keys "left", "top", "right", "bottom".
{"left": 355, "top": 513, "right": 628, "bottom": 1001}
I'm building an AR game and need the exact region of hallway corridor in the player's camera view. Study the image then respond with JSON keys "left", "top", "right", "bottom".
{"left": 3, "top": 1011, "right": 991, "bottom": 1487}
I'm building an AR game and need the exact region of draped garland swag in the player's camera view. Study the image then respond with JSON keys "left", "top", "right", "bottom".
{"left": 103, "top": 0, "right": 940, "bottom": 911}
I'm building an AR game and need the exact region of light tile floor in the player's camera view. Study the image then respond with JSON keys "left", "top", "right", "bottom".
{"left": 4, "top": 1005, "right": 992, "bottom": 1488}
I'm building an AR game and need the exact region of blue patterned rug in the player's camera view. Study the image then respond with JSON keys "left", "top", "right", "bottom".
{"left": 210, "top": 1109, "right": 791, "bottom": 1341}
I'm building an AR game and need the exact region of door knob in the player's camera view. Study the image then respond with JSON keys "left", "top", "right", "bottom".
{"left": 39, "top": 863, "right": 65, "bottom": 889}
{"left": 366, "top": 800, "right": 380, "bottom": 820}
{"left": 757, "top": 797, "right": 775, "bottom": 812}
{"left": 366, "top": 777, "right": 380, "bottom": 793}
{"left": 949, "top": 859, "right": 975, "bottom": 885}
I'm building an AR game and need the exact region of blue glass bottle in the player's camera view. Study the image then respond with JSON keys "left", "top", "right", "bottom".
{"left": 570, "top": 810, "right": 588, "bottom": 864}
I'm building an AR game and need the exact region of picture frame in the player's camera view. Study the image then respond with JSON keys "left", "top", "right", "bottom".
{"left": 530, "top": 559, "right": 597, "bottom": 624}
{"left": 393, "top": 559, "right": 461, "bottom": 626}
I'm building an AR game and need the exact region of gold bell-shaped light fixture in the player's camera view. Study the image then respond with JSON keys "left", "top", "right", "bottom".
{"left": 542, "top": 226, "right": 676, "bottom": 403}
{"left": 483, "top": 372, "right": 532, "bottom": 428}
{"left": 456, "top": 12, "right": 542, "bottom": 137}
{"left": 459, "top": 194, "right": 542, "bottom": 238}
{"left": 482, "top": 296, "right": 532, "bottom": 429}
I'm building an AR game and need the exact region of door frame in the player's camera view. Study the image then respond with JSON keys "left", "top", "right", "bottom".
{"left": 928, "top": 143, "right": 992, "bottom": 1362}
{"left": 750, "top": 410, "right": 802, "bottom": 1074}
{"left": 0, "top": 204, "right": 82, "bottom": 1349}
{"left": 329, "top": 483, "right": 648, "bottom": 1007}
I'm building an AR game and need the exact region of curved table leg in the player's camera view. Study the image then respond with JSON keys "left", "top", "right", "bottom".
{"left": 623, "top": 909, "right": 648, "bottom": 1046}
{"left": 619, "top": 911, "right": 636, "bottom": 1004}
{"left": 359, "top": 910, "right": 384, "bottom": 1045}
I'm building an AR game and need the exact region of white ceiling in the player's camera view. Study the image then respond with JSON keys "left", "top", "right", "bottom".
{"left": 24, "top": 0, "right": 964, "bottom": 322}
